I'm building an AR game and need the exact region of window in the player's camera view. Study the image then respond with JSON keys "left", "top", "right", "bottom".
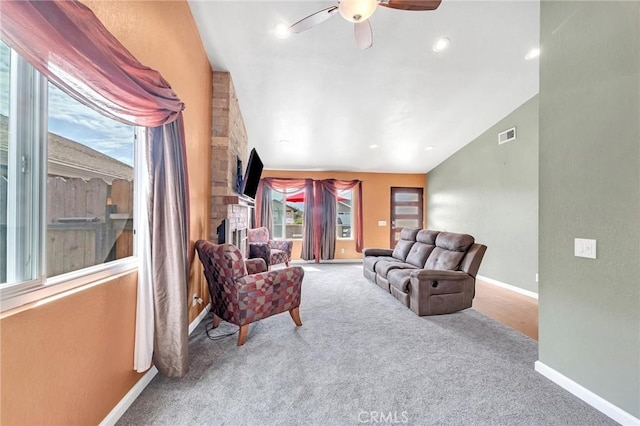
{"left": 46, "top": 83, "right": 135, "bottom": 277}
{"left": 336, "top": 189, "right": 353, "bottom": 239}
{"left": 271, "top": 189, "right": 304, "bottom": 239}
{"left": 1, "top": 41, "right": 138, "bottom": 305}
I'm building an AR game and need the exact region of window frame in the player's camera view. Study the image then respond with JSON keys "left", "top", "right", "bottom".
{"left": 0, "top": 47, "right": 142, "bottom": 313}
{"left": 336, "top": 188, "right": 353, "bottom": 241}
{"left": 271, "top": 188, "right": 304, "bottom": 240}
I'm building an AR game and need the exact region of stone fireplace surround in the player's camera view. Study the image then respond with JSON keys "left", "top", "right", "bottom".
{"left": 219, "top": 195, "right": 253, "bottom": 256}
{"left": 210, "top": 71, "right": 252, "bottom": 255}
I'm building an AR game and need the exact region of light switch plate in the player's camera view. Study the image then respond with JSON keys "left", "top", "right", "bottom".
{"left": 378, "top": 220, "right": 387, "bottom": 226}
{"left": 575, "top": 238, "right": 597, "bottom": 259}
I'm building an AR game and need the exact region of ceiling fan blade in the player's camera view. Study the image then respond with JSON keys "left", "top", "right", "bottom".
{"left": 354, "top": 20, "right": 373, "bottom": 50}
{"left": 378, "top": 0, "right": 442, "bottom": 11}
{"left": 289, "top": 6, "right": 339, "bottom": 34}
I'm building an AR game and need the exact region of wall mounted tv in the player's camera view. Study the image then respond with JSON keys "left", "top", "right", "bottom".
{"left": 239, "top": 148, "right": 263, "bottom": 200}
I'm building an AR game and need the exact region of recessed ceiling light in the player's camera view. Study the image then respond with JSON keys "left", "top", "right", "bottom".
{"left": 525, "top": 47, "right": 540, "bottom": 60}
{"left": 273, "top": 23, "right": 291, "bottom": 39}
{"left": 369, "top": 144, "right": 378, "bottom": 149}
{"left": 432, "top": 38, "right": 450, "bottom": 53}
{"left": 279, "top": 139, "right": 291, "bottom": 148}
{"left": 424, "top": 146, "right": 434, "bottom": 151}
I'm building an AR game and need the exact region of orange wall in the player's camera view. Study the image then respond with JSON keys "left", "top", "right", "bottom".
{"left": 0, "top": 1, "right": 212, "bottom": 425}
{"left": 261, "top": 170, "right": 427, "bottom": 259}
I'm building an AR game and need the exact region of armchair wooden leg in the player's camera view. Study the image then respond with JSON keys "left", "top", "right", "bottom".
{"left": 237, "top": 324, "right": 249, "bottom": 346}
{"left": 212, "top": 314, "right": 221, "bottom": 328}
{"left": 289, "top": 307, "right": 302, "bottom": 326}
{"left": 285, "top": 261, "right": 289, "bottom": 267}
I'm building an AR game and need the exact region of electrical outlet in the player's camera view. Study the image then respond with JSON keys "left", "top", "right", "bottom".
{"left": 192, "top": 294, "right": 203, "bottom": 307}
{"left": 340, "top": 248, "right": 345, "bottom": 254}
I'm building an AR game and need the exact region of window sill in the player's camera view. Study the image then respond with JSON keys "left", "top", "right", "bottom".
{"left": 0, "top": 258, "right": 139, "bottom": 315}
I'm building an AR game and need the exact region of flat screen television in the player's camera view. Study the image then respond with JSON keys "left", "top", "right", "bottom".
{"left": 240, "top": 148, "right": 263, "bottom": 200}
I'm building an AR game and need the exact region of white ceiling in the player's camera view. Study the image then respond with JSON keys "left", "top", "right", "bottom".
{"left": 188, "top": 0, "right": 540, "bottom": 173}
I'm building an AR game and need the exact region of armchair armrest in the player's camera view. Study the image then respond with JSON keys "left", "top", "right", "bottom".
{"left": 245, "top": 258, "right": 267, "bottom": 274}
{"left": 363, "top": 248, "right": 394, "bottom": 257}
{"left": 234, "top": 266, "right": 305, "bottom": 324}
{"left": 270, "top": 239, "right": 293, "bottom": 255}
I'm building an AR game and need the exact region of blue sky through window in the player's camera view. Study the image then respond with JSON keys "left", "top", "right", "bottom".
{"left": 0, "top": 39, "right": 133, "bottom": 167}
{"left": 48, "top": 83, "right": 134, "bottom": 167}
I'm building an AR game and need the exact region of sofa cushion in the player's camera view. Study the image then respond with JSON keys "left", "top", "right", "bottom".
{"left": 375, "top": 260, "right": 416, "bottom": 278}
{"left": 435, "top": 232, "right": 474, "bottom": 252}
{"left": 387, "top": 269, "right": 414, "bottom": 293}
{"left": 400, "top": 228, "right": 421, "bottom": 241}
{"left": 391, "top": 228, "right": 420, "bottom": 261}
{"left": 424, "top": 232, "right": 475, "bottom": 271}
{"left": 416, "top": 229, "right": 439, "bottom": 244}
{"left": 363, "top": 255, "right": 395, "bottom": 273}
{"left": 406, "top": 242, "right": 436, "bottom": 267}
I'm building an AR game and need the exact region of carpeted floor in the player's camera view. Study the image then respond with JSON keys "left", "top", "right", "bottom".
{"left": 117, "top": 263, "right": 616, "bottom": 425}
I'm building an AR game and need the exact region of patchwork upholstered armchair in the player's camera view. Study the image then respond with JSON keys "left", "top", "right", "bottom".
{"left": 195, "top": 240, "right": 304, "bottom": 346}
{"left": 247, "top": 227, "right": 293, "bottom": 268}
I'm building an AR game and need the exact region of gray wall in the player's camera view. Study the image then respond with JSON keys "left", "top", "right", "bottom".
{"left": 539, "top": 1, "right": 640, "bottom": 418}
{"left": 427, "top": 95, "right": 539, "bottom": 293}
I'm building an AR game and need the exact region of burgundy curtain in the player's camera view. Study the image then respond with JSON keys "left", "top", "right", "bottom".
{"left": 256, "top": 178, "right": 314, "bottom": 259}
{"left": 320, "top": 186, "right": 337, "bottom": 260}
{"left": 315, "top": 179, "right": 364, "bottom": 260}
{"left": 257, "top": 178, "right": 362, "bottom": 263}
{"left": 301, "top": 179, "right": 315, "bottom": 260}
{"left": 1, "top": 0, "right": 190, "bottom": 377}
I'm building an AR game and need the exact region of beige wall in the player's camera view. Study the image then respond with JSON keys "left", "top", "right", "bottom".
{"left": 261, "top": 170, "right": 427, "bottom": 259}
{"left": 0, "top": 1, "right": 213, "bottom": 424}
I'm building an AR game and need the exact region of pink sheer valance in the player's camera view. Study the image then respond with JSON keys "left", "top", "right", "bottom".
{"left": 255, "top": 178, "right": 310, "bottom": 227}
{"left": 0, "top": 0, "right": 184, "bottom": 127}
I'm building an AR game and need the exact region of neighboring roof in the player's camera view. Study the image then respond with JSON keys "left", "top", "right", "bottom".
{"left": 0, "top": 114, "right": 132, "bottom": 182}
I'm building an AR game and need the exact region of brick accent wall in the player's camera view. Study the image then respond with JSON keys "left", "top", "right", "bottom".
{"left": 211, "top": 71, "right": 250, "bottom": 240}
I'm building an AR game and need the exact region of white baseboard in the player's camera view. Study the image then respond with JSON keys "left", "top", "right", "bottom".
{"left": 477, "top": 275, "right": 538, "bottom": 299}
{"left": 100, "top": 303, "right": 212, "bottom": 426}
{"left": 535, "top": 361, "right": 640, "bottom": 426}
{"left": 290, "top": 259, "right": 363, "bottom": 264}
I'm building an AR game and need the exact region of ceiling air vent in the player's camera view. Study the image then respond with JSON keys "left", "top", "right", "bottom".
{"left": 498, "top": 127, "right": 517, "bottom": 145}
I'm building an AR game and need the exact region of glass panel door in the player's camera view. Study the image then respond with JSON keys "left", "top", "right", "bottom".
{"left": 390, "top": 187, "right": 423, "bottom": 247}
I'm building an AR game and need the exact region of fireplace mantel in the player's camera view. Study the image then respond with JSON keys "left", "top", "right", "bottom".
{"left": 223, "top": 195, "right": 255, "bottom": 207}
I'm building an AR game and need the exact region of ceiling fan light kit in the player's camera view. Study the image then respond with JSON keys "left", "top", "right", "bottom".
{"left": 288, "top": 0, "right": 442, "bottom": 50}
{"left": 338, "top": 0, "right": 378, "bottom": 23}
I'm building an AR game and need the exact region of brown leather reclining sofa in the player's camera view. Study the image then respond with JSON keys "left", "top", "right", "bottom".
{"left": 363, "top": 228, "right": 487, "bottom": 316}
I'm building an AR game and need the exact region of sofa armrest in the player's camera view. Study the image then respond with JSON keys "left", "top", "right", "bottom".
{"left": 363, "top": 248, "right": 394, "bottom": 257}
{"left": 408, "top": 269, "right": 475, "bottom": 316}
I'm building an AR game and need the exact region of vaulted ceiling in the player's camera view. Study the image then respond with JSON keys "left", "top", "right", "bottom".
{"left": 188, "top": 0, "right": 540, "bottom": 173}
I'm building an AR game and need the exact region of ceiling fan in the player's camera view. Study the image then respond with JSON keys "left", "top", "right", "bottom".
{"left": 289, "top": 0, "right": 442, "bottom": 50}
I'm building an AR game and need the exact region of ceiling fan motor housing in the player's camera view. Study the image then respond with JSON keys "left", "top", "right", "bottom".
{"left": 338, "top": 0, "right": 378, "bottom": 22}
